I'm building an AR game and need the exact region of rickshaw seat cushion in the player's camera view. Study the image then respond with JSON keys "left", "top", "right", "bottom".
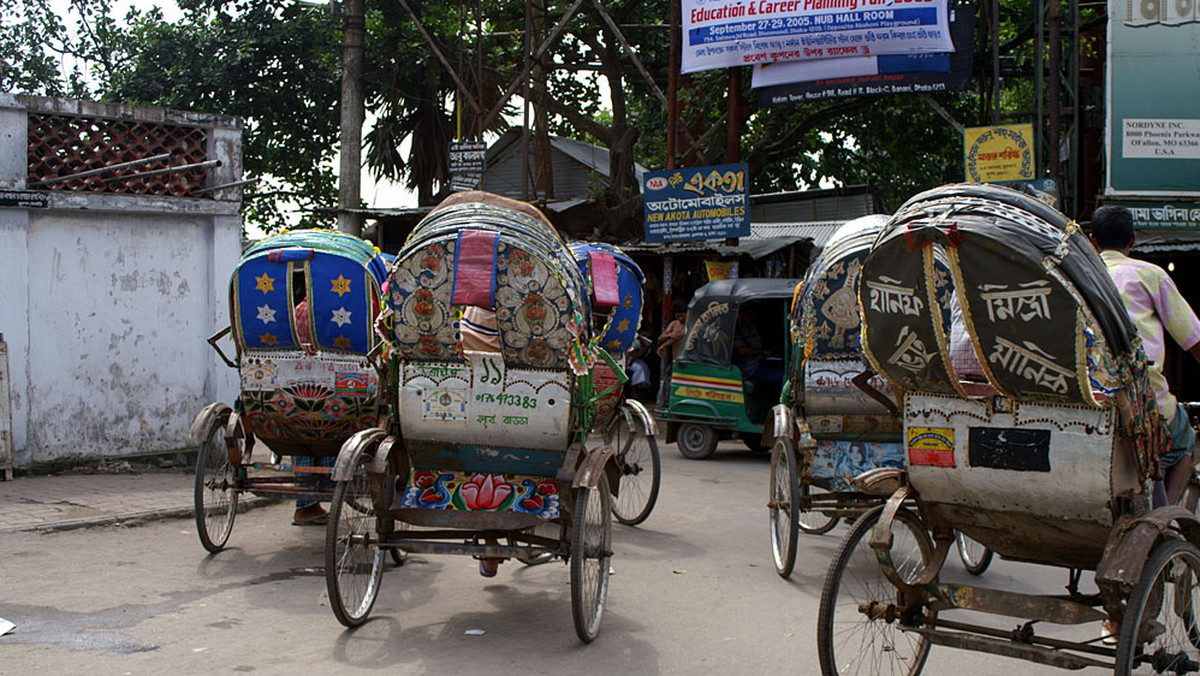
{"left": 451, "top": 229, "right": 498, "bottom": 309}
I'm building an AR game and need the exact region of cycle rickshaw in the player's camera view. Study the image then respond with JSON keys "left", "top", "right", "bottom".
{"left": 569, "top": 242, "right": 661, "bottom": 526}
{"left": 658, "top": 278, "right": 800, "bottom": 459}
{"left": 769, "top": 215, "right": 992, "bottom": 578}
{"left": 324, "top": 192, "right": 640, "bottom": 642}
{"left": 815, "top": 183, "right": 1200, "bottom": 675}
{"left": 190, "top": 229, "right": 389, "bottom": 552}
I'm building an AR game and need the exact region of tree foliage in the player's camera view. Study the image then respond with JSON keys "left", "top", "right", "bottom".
{"left": 3, "top": 0, "right": 1055, "bottom": 233}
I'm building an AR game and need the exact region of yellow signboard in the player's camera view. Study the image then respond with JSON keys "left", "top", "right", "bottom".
{"left": 964, "top": 124, "right": 1035, "bottom": 184}
{"left": 705, "top": 260, "right": 731, "bottom": 282}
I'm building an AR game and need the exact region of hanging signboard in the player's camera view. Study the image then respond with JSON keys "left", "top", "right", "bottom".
{"left": 682, "top": 0, "right": 954, "bottom": 74}
{"left": 1106, "top": 0, "right": 1200, "bottom": 196}
{"left": 448, "top": 141, "right": 487, "bottom": 192}
{"left": 643, "top": 163, "right": 750, "bottom": 243}
{"left": 963, "top": 124, "right": 1036, "bottom": 184}
{"left": 754, "top": 5, "right": 973, "bottom": 105}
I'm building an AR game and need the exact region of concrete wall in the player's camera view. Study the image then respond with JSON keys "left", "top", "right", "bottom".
{"left": 0, "top": 94, "right": 242, "bottom": 467}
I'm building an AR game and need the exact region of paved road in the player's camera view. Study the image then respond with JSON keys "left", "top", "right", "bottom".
{"left": 1, "top": 440, "right": 1098, "bottom": 674}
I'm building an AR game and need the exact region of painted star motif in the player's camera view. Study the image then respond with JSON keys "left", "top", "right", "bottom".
{"left": 255, "top": 273, "right": 275, "bottom": 294}
{"left": 259, "top": 332, "right": 279, "bottom": 346}
{"left": 331, "top": 307, "right": 352, "bottom": 327}
{"left": 334, "top": 335, "right": 352, "bottom": 350}
{"left": 607, "top": 338, "right": 624, "bottom": 350}
{"left": 256, "top": 304, "right": 277, "bottom": 324}
{"left": 624, "top": 293, "right": 634, "bottom": 308}
{"left": 616, "top": 318, "right": 631, "bottom": 333}
{"left": 330, "top": 275, "right": 352, "bottom": 297}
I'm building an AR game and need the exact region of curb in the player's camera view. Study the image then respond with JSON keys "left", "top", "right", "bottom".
{"left": 0, "top": 496, "right": 279, "bottom": 535}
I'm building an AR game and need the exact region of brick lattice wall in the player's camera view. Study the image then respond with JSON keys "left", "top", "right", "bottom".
{"left": 28, "top": 113, "right": 209, "bottom": 196}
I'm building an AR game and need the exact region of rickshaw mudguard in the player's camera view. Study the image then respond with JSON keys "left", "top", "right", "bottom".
{"left": 332, "top": 428, "right": 389, "bottom": 482}
{"left": 190, "top": 402, "right": 232, "bottom": 441}
{"left": 769, "top": 404, "right": 794, "bottom": 442}
{"left": 573, "top": 444, "right": 618, "bottom": 495}
{"left": 1096, "top": 506, "right": 1200, "bottom": 590}
{"left": 619, "top": 399, "right": 658, "bottom": 437}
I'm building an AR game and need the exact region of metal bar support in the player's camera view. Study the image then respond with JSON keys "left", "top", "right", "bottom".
{"left": 27, "top": 153, "right": 172, "bottom": 187}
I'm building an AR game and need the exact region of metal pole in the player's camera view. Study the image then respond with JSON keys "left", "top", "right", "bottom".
{"left": 1048, "top": 0, "right": 1062, "bottom": 181}
{"left": 101, "top": 159, "right": 221, "bottom": 182}
{"left": 27, "top": 153, "right": 171, "bottom": 187}
{"left": 338, "top": 0, "right": 365, "bottom": 235}
{"left": 667, "top": 0, "right": 680, "bottom": 170}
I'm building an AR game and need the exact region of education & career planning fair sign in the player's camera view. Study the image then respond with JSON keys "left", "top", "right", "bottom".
{"left": 683, "top": 0, "right": 953, "bottom": 74}
{"left": 643, "top": 163, "right": 751, "bottom": 243}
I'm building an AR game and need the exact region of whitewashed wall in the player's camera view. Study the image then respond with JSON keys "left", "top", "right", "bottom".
{"left": 0, "top": 95, "right": 242, "bottom": 467}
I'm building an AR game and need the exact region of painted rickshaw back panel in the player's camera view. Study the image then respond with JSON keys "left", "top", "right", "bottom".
{"left": 229, "top": 230, "right": 387, "bottom": 455}
{"left": 383, "top": 191, "right": 594, "bottom": 528}
{"left": 857, "top": 183, "right": 1161, "bottom": 569}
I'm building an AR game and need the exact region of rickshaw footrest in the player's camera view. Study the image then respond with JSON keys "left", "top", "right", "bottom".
{"left": 904, "top": 626, "right": 1112, "bottom": 670}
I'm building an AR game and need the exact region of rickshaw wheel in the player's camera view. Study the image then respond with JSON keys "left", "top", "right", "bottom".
{"left": 769, "top": 437, "right": 800, "bottom": 578}
{"left": 325, "top": 453, "right": 385, "bottom": 627}
{"left": 609, "top": 413, "right": 661, "bottom": 526}
{"left": 677, "top": 423, "right": 718, "bottom": 460}
{"left": 570, "top": 473, "right": 613, "bottom": 643}
{"left": 1115, "top": 539, "right": 1200, "bottom": 674}
{"left": 817, "top": 504, "right": 936, "bottom": 676}
{"left": 194, "top": 416, "right": 239, "bottom": 553}
{"left": 955, "top": 531, "right": 994, "bottom": 576}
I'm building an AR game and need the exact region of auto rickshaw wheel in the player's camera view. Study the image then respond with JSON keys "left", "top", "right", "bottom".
{"left": 677, "top": 423, "right": 718, "bottom": 460}
{"left": 325, "top": 451, "right": 385, "bottom": 627}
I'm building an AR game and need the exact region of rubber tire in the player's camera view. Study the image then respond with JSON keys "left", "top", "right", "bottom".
{"left": 770, "top": 437, "right": 800, "bottom": 578}
{"left": 797, "top": 483, "right": 840, "bottom": 535}
{"left": 609, "top": 414, "right": 662, "bottom": 526}
{"left": 1115, "top": 539, "right": 1200, "bottom": 674}
{"left": 677, "top": 422, "right": 718, "bottom": 460}
{"left": 570, "top": 473, "right": 613, "bottom": 643}
{"left": 194, "top": 416, "right": 239, "bottom": 553}
{"left": 325, "top": 452, "right": 385, "bottom": 628}
{"left": 817, "top": 505, "right": 936, "bottom": 676}
{"left": 955, "top": 531, "right": 994, "bottom": 576}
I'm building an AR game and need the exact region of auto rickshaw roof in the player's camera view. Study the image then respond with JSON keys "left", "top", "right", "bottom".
{"left": 690, "top": 278, "right": 803, "bottom": 305}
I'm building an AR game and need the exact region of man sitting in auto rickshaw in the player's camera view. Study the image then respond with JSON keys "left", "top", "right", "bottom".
{"left": 732, "top": 305, "right": 780, "bottom": 386}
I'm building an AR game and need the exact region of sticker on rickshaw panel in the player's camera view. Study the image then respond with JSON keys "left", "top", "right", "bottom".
{"left": 812, "top": 440, "right": 906, "bottom": 489}
{"left": 907, "top": 426, "right": 955, "bottom": 467}
{"left": 967, "top": 427, "right": 1051, "bottom": 472}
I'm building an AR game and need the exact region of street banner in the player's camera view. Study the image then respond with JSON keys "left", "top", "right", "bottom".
{"left": 1104, "top": 200, "right": 1200, "bottom": 231}
{"left": 753, "top": 5, "right": 972, "bottom": 105}
{"left": 682, "top": 0, "right": 954, "bottom": 74}
{"left": 643, "top": 163, "right": 750, "bottom": 243}
{"left": 963, "top": 124, "right": 1035, "bottom": 184}
{"left": 1106, "top": 0, "right": 1200, "bottom": 196}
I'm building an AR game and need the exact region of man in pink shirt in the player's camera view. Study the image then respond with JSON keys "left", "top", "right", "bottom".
{"left": 1092, "top": 205, "right": 1200, "bottom": 507}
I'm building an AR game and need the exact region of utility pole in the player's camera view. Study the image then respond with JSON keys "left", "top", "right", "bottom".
{"left": 338, "top": 0, "right": 365, "bottom": 236}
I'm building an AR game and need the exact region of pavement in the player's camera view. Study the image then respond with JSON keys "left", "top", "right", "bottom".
{"left": 0, "top": 469, "right": 257, "bottom": 534}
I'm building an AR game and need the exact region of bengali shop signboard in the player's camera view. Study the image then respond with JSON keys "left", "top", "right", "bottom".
{"left": 1106, "top": 1, "right": 1200, "bottom": 196}
{"left": 682, "top": 0, "right": 954, "bottom": 74}
{"left": 643, "top": 163, "right": 750, "bottom": 243}
{"left": 963, "top": 124, "right": 1035, "bottom": 184}
{"left": 1106, "top": 200, "right": 1200, "bottom": 231}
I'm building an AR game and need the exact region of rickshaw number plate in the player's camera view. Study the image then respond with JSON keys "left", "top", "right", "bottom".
{"left": 968, "top": 427, "right": 1051, "bottom": 472}
{"left": 808, "top": 415, "right": 842, "bottom": 434}
{"left": 907, "top": 427, "right": 955, "bottom": 467}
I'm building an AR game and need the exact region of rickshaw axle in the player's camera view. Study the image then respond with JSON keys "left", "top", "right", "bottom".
{"left": 1146, "top": 648, "right": 1199, "bottom": 674}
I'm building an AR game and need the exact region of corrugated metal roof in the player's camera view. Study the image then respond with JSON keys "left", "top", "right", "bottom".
{"left": 746, "top": 221, "right": 847, "bottom": 248}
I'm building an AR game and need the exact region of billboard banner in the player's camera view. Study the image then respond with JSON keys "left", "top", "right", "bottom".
{"left": 963, "top": 124, "right": 1036, "bottom": 184}
{"left": 643, "top": 163, "right": 750, "bottom": 243}
{"left": 1106, "top": 0, "right": 1200, "bottom": 196}
{"left": 754, "top": 4, "right": 972, "bottom": 104}
{"left": 682, "top": 0, "right": 954, "bottom": 74}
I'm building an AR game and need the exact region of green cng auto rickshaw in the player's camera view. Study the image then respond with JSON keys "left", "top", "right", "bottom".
{"left": 659, "top": 278, "right": 801, "bottom": 459}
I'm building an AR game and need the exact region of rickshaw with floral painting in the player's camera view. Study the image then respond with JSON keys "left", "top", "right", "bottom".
{"left": 815, "top": 183, "right": 1200, "bottom": 675}
{"left": 190, "top": 229, "right": 389, "bottom": 553}
{"left": 324, "top": 191, "right": 635, "bottom": 643}
{"left": 768, "top": 215, "right": 993, "bottom": 578}
{"left": 657, "top": 278, "right": 801, "bottom": 459}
